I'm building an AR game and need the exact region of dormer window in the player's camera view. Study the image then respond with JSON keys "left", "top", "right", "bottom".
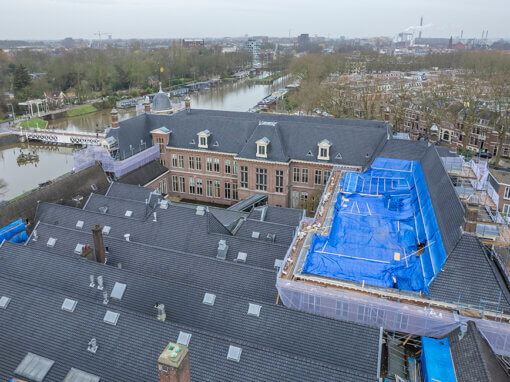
{"left": 317, "top": 139, "right": 332, "bottom": 161}
{"left": 198, "top": 130, "right": 211, "bottom": 149}
{"left": 256, "top": 137, "right": 270, "bottom": 158}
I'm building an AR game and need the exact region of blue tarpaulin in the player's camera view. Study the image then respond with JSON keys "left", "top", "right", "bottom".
{"left": 303, "top": 157, "right": 447, "bottom": 293}
{"left": 420, "top": 336, "right": 456, "bottom": 382}
{"left": 0, "top": 219, "right": 28, "bottom": 244}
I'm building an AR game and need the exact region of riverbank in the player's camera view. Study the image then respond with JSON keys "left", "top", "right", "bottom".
{"left": 0, "top": 134, "right": 19, "bottom": 148}
{"left": 250, "top": 71, "right": 284, "bottom": 84}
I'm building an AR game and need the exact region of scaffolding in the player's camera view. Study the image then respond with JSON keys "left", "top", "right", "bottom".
{"left": 74, "top": 144, "right": 160, "bottom": 178}
{"left": 277, "top": 166, "right": 510, "bottom": 357}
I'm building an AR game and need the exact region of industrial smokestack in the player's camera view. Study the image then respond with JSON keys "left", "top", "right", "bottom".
{"left": 92, "top": 225, "right": 106, "bottom": 264}
{"left": 419, "top": 16, "right": 423, "bottom": 39}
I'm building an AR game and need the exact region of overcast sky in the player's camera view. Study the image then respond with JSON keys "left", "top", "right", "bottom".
{"left": 3, "top": 0, "right": 509, "bottom": 40}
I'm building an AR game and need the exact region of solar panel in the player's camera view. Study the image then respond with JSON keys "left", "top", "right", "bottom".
{"left": 14, "top": 353, "right": 55, "bottom": 382}
{"left": 103, "top": 310, "right": 120, "bottom": 326}
{"left": 227, "top": 345, "right": 242, "bottom": 362}
{"left": 110, "top": 282, "right": 127, "bottom": 300}
{"left": 202, "top": 293, "right": 216, "bottom": 306}
{"left": 61, "top": 298, "right": 77, "bottom": 313}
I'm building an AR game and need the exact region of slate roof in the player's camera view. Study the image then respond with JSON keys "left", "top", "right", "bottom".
{"left": 28, "top": 222, "right": 278, "bottom": 303}
{"left": 0, "top": 275, "right": 375, "bottom": 382}
{"left": 234, "top": 219, "right": 296, "bottom": 246}
{"left": 117, "top": 159, "right": 168, "bottom": 186}
{"left": 0, "top": 242, "right": 381, "bottom": 381}
{"left": 490, "top": 169, "right": 510, "bottom": 186}
{"left": 84, "top": 193, "right": 152, "bottom": 220}
{"left": 106, "top": 113, "right": 152, "bottom": 160}
{"left": 173, "top": 201, "right": 248, "bottom": 230}
{"left": 447, "top": 321, "right": 509, "bottom": 381}
{"left": 105, "top": 181, "right": 158, "bottom": 202}
{"left": 428, "top": 234, "right": 510, "bottom": 311}
{"left": 35, "top": 201, "right": 289, "bottom": 270}
{"left": 435, "top": 145, "right": 459, "bottom": 158}
{"left": 107, "top": 109, "right": 390, "bottom": 167}
{"left": 248, "top": 205, "right": 304, "bottom": 227}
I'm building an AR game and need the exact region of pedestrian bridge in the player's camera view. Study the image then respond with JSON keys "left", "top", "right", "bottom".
{"left": 18, "top": 129, "right": 105, "bottom": 146}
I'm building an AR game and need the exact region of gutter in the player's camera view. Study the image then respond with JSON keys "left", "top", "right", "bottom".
{"left": 377, "top": 326, "right": 383, "bottom": 381}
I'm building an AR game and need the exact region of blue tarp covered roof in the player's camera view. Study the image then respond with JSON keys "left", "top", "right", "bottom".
{"left": 303, "top": 157, "right": 447, "bottom": 294}
{"left": 0, "top": 219, "right": 28, "bottom": 244}
{"left": 421, "top": 336, "right": 456, "bottom": 382}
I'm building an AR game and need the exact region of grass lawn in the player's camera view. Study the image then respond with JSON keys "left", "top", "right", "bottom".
{"left": 20, "top": 117, "right": 48, "bottom": 129}
{"left": 66, "top": 105, "right": 97, "bottom": 117}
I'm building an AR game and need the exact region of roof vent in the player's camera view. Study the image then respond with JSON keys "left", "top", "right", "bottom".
{"left": 227, "top": 345, "right": 242, "bottom": 362}
{"left": 63, "top": 368, "right": 100, "bottom": 382}
{"left": 258, "top": 121, "right": 277, "bottom": 126}
{"left": 274, "top": 259, "right": 283, "bottom": 270}
{"left": 177, "top": 331, "right": 192, "bottom": 346}
{"left": 102, "top": 226, "right": 111, "bottom": 235}
{"left": 76, "top": 220, "right": 84, "bottom": 229}
{"left": 110, "top": 282, "right": 127, "bottom": 300}
{"left": 266, "top": 232, "right": 276, "bottom": 243}
{"left": 91, "top": 183, "right": 98, "bottom": 191}
{"left": 98, "top": 206, "right": 108, "bottom": 214}
{"left": 202, "top": 292, "right": 216, "bottom": 306}
{"left": 125, "top": 210, "right": 133, "bottom": 217}
{"left": 196, "top": 205, "right": 206, "bottom": 215}
{"left": 217, "top": 239, "right": 228, "bottom": 260}
{"left": 235, "top": 251, "right": 247, "bottom": 263}
{"left": 124, "top": 233, "right": 130, "bottom": 242}
{"left": 14, "top": 353, "right": 55, "bottom": 382}
{"left": 160, "top": 200, "right": 170, "bottom": 209}
{"left": 32, "top": 229, "right": 38, "bottom": 241}
{"left": 61, "top": 298, "right": 77, "bottom": 312}
{"left": 307, "top": 150, "right": 313, "bottom": 156}
{"left": 87, "top": 338, "right": 98, "bottom": 354}
{"left": 335, "top": 153, "right": 342, "bottom": 159}
{"left": 103, "top": 310, "right": 120, "bottom": 326}
{"left": 0, "top": 296, "right": 11, "bottom": 309}
{"left": 47, "top": 237, "right": 57, "bottom": 248}
{"left": 74, "top": 243, "right": 85, "bottom": 255}
{"left": 251, "top": 231, "right": 260, "bottom": 239}
{"left": 247, "top": 303, "right": 261, "bottom": 317}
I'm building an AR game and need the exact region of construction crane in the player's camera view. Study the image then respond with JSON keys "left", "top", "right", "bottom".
{"left": 94, "top": 32, "right": 112, "bottom": 48}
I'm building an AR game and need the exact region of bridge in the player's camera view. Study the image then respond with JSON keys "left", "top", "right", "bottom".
{"left": 16, "top": 128, "right": 105, "bottom": 146}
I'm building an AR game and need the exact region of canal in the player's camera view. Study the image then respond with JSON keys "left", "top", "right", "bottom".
{"left": 0, "top": 75, "right": 292, "bottom": 201}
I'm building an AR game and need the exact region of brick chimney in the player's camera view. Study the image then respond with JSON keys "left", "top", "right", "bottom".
{"left": 144, "top": 97, "right": 151, "bottom": 113}
{"left": 184, "top": 97, "right": 191, "bottom": 113}
{"left": 80, "top": 244, "right": 95, "bottom": 261}
{"left": 111, "top": 109, "right": 119, "bottom": 129}
{"left": 158, "top": 343, "right": 190, "bottom": 382}
{"left": 462, "top": 201, "right": 478, "bottom": 233}
{"left": 92, "top": 225, "right": 106, "bottom": 263}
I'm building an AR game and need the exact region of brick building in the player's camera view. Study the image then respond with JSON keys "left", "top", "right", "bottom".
{"left": 107, "top": 109, "right": 390, "bottom": 209}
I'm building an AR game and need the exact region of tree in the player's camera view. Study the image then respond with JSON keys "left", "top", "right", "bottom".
{"left": 490, "top": 74, "right": 510, "bottom": 166}
{"left": 13, "top": 64, "right": 31, "bottom": 90}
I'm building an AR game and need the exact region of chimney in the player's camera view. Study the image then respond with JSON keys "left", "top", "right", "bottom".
{"left": 463, "top": 201, "right": 478, "bottom": 233}
{"left": 111, "top": 109, "right": 119, "bottom": 129}
{"left": 158, "top": 343, "right": 190, "bottom": 382}
{"left": 92, "top": 225, "right": 106, "bottom": 263}
{"left": 144, "top": 97, "right": 151, "bottom": 113}
{"left": 81, "top": 244, "right": 95, "bottom": 261}
{"left": 154, "top": 302, "right": 166, "bottom": 322}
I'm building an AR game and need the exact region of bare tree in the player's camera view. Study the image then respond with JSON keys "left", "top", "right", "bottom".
{"left": 490, "top": 74, "right": 510, "bottom": 166}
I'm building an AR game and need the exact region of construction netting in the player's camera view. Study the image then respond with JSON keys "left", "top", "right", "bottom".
{"left": 302, "top": 158, "right": 447, "bottom": 294}
{"left": 74, "top": 144, "right": 160, "bottom": 178}
{"left": 0, "top": 219, "right": 28, "bottom": 243}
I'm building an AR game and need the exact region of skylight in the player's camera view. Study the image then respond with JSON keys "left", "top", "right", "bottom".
{"left": 103, "top": 310, "right": 120, "bottom": 326}
{"left": 14, "top": 353, "right": 55, "bottom": 382}
{"left": 247, "top": 303, "right": 261, "bottom": 317}
{"left": 102, "top": 226, "right": 111, "bottom": 235}
{"left": 125, "top": 210, "right": 133, "bottom": 217}
{"left": 235, "top": 252, "right": 247, "bottom": 263}
{"left": 177, "top": 331, "right": 192, "bottom": 346}
{"left": 202, "top": 293, "right": 216, "bottom": 306}
{"left": 274, "top": 259, "right": 283, "bottom": 270}
{"left": 251, "top": 231, "right": 260, "bottom": 239}
{"left": 227, "top": 345, "right": 242, "bottom": 362}
{"left": 61, "top": 298, "right": 77, "bottom": 313}
{"left": 0, "top": 296, "right": 11, "bottom": 309}
{"left": 110, "top": 282, "right": 127, "bottom": 300}
{"left": 74, "top": 244, "right": 85, "bottom": 255}
{"left": 76, "top": 220, "right": 84, "bottom": 229}
{"left": 47, "top": 237, "right": 57, "bottom": 248}
{"left": 63, "top": 368, "right": 100, "bottom": 382}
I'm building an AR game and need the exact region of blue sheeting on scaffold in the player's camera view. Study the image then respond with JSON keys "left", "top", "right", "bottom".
{"left": 0, "top": 219, "right": 28, "bottom": 244}
{"left": 420, "top": 337, "right": 456, "bottom": 382}
{"left": 302, "top": 157, "right": 447, "bottom": 294}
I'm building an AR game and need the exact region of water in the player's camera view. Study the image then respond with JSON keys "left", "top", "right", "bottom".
{"left": 0, "top": 143, "right": 75, "bottom": 201}
{"left": 1, "top": 75, "right": 292, "bottom": 201}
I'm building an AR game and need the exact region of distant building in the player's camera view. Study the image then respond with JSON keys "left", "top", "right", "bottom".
{"left": 297, "top": 33, "right": 310, "bottom": 48}
{"left": 244, "top": 38, "right": 261, "bottom": 64}
{"left": 181, "top": 39, "right": 205, "bottom": 49}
